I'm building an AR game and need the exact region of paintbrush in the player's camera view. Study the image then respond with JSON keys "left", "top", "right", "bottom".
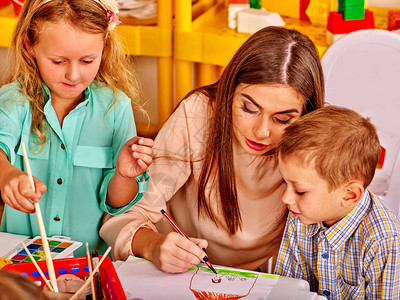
{"left": 21, "top": 142, "right": 59, "bottom": 292}
{"left": 91, "top": 249, "right": 103, "bottom": 300}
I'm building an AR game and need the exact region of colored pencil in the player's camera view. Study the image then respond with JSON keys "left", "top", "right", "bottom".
{"left": 161, "top": 209, "right": 217, "bottom": 274}
{"left": 21, "top": 142, "right": 59, "bottom": 292}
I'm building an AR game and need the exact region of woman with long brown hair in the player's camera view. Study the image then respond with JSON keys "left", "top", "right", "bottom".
{"left": 101, "top": 26, "right": 325, "bottom": 273}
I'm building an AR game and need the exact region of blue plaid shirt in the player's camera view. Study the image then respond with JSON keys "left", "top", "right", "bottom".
{"left": 274, "top": 190, "right": 400, "bottom": 299}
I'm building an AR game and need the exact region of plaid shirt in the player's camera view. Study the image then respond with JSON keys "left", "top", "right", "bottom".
{"left": 274, "top": 190, "right": 400, "bottom": 300}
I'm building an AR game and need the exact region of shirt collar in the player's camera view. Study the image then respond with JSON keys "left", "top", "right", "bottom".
{"left": 324, "top": 190, "right": 371, "bottom": 252}
{"left": 41, "top": 82, "right": 92, "bottom": 106}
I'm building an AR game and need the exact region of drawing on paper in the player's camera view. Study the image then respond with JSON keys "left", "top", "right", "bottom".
{"left": 189, "top": 266, "right": 260, "bottom": 300}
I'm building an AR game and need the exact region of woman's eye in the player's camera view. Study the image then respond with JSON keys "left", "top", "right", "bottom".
{"left": 82, "top": 60, "right": 93, "bottom": 64}
{"left": 295, "top": 191, "right": 305, "bottom": 196}
{"left": 52, "top": 61, "right": 63, "bottom": 65}
{"left": 275, "top": 117, "right": 292, "bottom": 125}
{"left": 240, "top": 103, "right": 258, "bottom": 114}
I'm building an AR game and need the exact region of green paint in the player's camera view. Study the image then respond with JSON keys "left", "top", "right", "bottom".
{"left": 189, "top": 266, "right": 279, "bottom": 279}
{"left": 48, "top": 240, "right": 61, "bottom": 246}
{"left": 189, "top": 266, "right": 256, "bottom": 278}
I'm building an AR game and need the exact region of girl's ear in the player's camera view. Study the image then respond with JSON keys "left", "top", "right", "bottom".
{"left": 24, "top": 35, "right": 35, "bottom": 57}
{"left": 342, "top": 181, "right": 364, "bottom": 209}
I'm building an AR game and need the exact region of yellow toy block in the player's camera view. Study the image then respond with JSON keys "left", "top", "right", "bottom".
{"left": 306, "top": 0, "right": 331, "bottom": 26}
{"left": 261, "top": 0, "right": 299, "bottom": 18}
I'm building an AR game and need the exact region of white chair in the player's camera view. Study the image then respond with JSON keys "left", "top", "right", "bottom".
{"left": 321, "top": 29, "right": 400, "bottom": 214}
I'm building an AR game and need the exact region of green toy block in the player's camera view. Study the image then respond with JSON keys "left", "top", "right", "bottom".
{"left": 342, "top": 6, "right": 365, "bottom": 20}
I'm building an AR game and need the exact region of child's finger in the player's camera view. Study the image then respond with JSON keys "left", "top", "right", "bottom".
{"left": 138, "top": 137, "right": 154, "bottom": 148}
{"left": 131, "top": 144, "right": 152, "bottom": 156}
{"left": 136, "top": 159, "right": 149, "bottom": 171}
{"left": 133, "top": 152, "right": 152, "bottom": 167}
{"left": 6, "top": 193, "right": 35, "bottom": 213}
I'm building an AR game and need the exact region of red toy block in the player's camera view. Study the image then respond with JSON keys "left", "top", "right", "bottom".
{"left": 229, "top": 0, "right": 249, "bottom": 4}
{"left": 300, "top": 0, "right": 311, "bottom": 21}
{"left": 377, "top": 146, "right": 386, "bottom": 169}
{"left": 327, "top": 9, "right": 375, "bottom": 34}
{"left": 388, "top": 10, "right": 400, "bottom": 31}
{"left": 0, "top": 0, "right": 11, "bottom": 9}
{"left": 12, "top": 0, "right": 25, "bottom": 16}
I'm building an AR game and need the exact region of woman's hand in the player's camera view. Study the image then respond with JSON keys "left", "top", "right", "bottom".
{"left": 148, "top": 232, "right": 209, "bottom": 273}
{"left": 116, "top": 137, "right": 154, "bottom": 180}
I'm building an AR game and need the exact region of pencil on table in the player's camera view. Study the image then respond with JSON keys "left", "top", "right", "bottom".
{"left": 20, "top": 241, "right": 54, "bottom": 292}
{"left": 21, "top": 141, "right": 58, "bottom": 293}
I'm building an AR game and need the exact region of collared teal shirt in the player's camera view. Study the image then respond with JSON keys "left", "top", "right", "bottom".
{"left": 0, "top": 81, "right": 148, "bottom": 256}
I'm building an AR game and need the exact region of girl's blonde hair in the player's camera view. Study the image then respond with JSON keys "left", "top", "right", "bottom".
{"left": 6, "top": 0, "right": 142, "bottom": 146}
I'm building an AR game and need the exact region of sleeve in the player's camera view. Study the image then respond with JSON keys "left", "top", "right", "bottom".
{"left": 100, "top": 94, "right": 205, "bottom": 260}
{"left": 364, "top": 235, "right": 400, "bottom": 299}
{"left": 0, "top": 85, "right": 26, "bottom": 163}
{"left": 98, "top": 94, "right": 144, "bottom": 215}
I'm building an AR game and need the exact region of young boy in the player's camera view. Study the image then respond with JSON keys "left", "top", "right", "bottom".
{"left": 274, "top": 106, "right": 400, "bottom": 300}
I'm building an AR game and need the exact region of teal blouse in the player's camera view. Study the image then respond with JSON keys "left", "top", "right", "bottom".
{"left": 0, "top": 81, "right": 148, "bottom": 256}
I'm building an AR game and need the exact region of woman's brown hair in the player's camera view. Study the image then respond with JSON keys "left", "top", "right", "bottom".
{"left": 189, "top": 26, "right": 325, "bottom": 234}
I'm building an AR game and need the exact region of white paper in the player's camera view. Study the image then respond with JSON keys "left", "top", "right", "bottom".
{"left": 116, "top": 257, "right": 279, "bottom": 300}
{"left": 0, "top": 232, "right": 30, "bottom": 257}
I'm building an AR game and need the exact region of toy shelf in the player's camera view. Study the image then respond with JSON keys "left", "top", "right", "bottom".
{"left": 0, "top": 3, "right": 172, "bottom": 57}
{"left": 173, "top": 0, "right": 391, "bottom": 102}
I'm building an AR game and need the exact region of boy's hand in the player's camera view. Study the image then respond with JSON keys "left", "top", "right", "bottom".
{"left": 0, "top": 168, "right": 46, "bottom": 213}
{"left": 116, "top": 136, "right": 154, "bottom": 180}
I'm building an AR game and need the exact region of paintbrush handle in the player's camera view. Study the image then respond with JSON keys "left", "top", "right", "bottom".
{"left": 35, "top": 203, "right": 58, "bottom": 292}
{"left": 21, "top": 142, "right": 58, "bottom": 292}
{"left": 69, "top": 247, "right": 111, "bottom": 300}
{"left": 21, "top": 241, "right": 54, "bottom": 292}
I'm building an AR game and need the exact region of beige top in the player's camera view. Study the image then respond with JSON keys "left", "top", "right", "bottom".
{"left": 100, "top": 93, "right": 287, "bottom": 271}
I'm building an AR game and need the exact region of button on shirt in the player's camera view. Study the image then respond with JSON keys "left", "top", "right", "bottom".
{"left": 274, "top": 190, "right": 400, "bottom": 300}
{"left": 0, "top": 81, "right": 148, "bottom": 256}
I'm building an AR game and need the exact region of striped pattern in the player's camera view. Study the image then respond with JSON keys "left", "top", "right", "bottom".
{"left": 274, "top": 191, "right": 400, "bottom": 300}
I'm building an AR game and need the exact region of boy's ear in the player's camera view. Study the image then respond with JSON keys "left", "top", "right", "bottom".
{"left": 342, "top": 181, "right": 364, "bottom": 208}
{"left": 24, "top": 35, "right": 35, "bottom": 57}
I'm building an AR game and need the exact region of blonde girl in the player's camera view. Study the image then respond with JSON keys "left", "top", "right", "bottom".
{"left": 0, "top": 0, "right": 153, "bottom": 255}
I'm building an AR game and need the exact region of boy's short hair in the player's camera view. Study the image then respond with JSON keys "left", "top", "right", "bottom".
{"left": 278, "top": 105, "right": 381, "bottom": 191}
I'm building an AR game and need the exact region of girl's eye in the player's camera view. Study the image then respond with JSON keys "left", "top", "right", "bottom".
{"left": 52, "top": 61, "right": 63, "bottom": 65}
{"left": 240, "top": 103, "right": 258, "bottom": 114}
{"left": 295, "top": 190, "right": 305, "bottom": 196}
{"left": 82, "top": 60, "right": 93, "bottom": 64}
